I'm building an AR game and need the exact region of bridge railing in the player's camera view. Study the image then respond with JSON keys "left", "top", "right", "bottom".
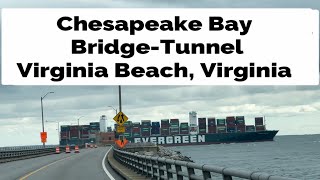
{"left": 0, "top": 145, "right": 58, "bottom": 163}
{"left": 112, "top": 147, "right": 297, "bottom": 180}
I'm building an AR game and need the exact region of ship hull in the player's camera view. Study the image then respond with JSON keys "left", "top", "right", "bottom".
{"left": 130, "top": 130, "right": 278, "bottom": 146}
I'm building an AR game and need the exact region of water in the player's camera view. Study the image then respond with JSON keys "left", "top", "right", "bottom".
{"left": 169, "top": 135, "right": 320, "bottom": 179}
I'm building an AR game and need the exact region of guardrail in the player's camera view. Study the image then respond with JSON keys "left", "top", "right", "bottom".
{"left": 0, "top": 145, "right": 57, "bottom": 151}
{"left": 113, "top": 147, "right": 297, "bottom": 180}
{"left": 0, "top": 145, "right": 59, "bottom": 163}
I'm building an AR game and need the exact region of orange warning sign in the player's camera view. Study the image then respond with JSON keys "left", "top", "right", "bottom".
{"left": 40, "top": 132, "right": 47, "bottom": 143}
{"left": 115, "top": 138, "right": 128, "bottom": 148}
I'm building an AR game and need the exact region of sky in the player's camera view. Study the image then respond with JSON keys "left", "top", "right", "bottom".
{"left": 0, "top": 0, "right": 320, "bottom": 146}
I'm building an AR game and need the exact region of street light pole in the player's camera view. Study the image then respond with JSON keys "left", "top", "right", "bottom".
{"left": 41, "top": 91, "right": 54, "bottom": 148}
{"left": 108, "top": 106, "right": 118, "bottom": 115}
{"left": 57, "top": 122, "right": 60, "bottom": 144}
{"left": 119, "top": 85, "right": 122, "bottom": 112}
{"left": 118, "top": 85, "right": 124, "bottom": 141}
{"left": 77, "top": 116, "right": 84, "bottom": 146}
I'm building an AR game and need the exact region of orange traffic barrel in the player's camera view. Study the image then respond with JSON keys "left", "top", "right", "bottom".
{"left": 65, "top": 145, "right": 70, "bottom": 153}
{"left": 55, "top": 147, "right": 60, "bottom": 154}
{"left": 74, "top": 145, "right": 80, "bottom": 153}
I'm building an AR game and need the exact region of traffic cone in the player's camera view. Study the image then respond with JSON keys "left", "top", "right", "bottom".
{"left": 74, "top": 145, "right": 80, "bottom": 153}
{"left": 65, "top": 145, "right": 70, "bottom": 153}
{"left": 55, "top": 147, "right": 60, "bottom": 154}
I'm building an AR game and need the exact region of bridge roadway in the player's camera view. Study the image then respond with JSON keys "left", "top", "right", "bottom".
{"left": 0, "top": 146, "right": 124, "bottom": 180}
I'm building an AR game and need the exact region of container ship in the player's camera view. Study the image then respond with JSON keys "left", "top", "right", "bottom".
{"left": 59, "top": 112, "right": 278, "bottom": 147}
{"left": 114, "top": 111, "right": 279, "bottom": 146}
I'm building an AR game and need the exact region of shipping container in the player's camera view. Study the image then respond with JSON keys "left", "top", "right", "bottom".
{"left": 226, "top": 116, "right": 235, "bottom": 119}
{"left": 180, "top": 123, "right": 189, "bottom": 129}
{"left": 81, "top": 130, "right": 89, "bottom": 135}
{"left": 207, "top": 118, "right": 216, "bottom": 126}
{"left": 227, "top": 127, "right": 236, "bottom": 133}
{"left": 70, "top": 130, "right": 79, "bottom": 138}
{"left": 170, "top": 127, "right": 179, "bottom": 135}
{"left": 198, "top": 128, "right": 206, "bottom": 134}
{"left": 152, "top": 122, "right": 160, "bottom": 127}
{"left": 256, "top": 125, "right": 266, "bottom": 131}
{"left": 161, "top": 119, "right": 170, "bottom": 124}
{"left": 90, "top": 122, "right": 100, "bottom": 127}
{"left": 124, "top": 121, "right": 132, "bottom": 127}
{"left": 217, "top": 119, "right": 226, "bottom": 126}
{"left": 141, "top": 132, "right": 151, "bottom": 137}
{"left": 235, "top": 116, "right": 245, "bottom": 124}
{"left": 142, "top": 127, "right": 150, "bottom": 132}
{"left": 151, "top": 131, "right": 160, "bottom": 135}
{"left": 125, "top": 127, "right": 132, "bottom": 134}
{"left": 236, "top": 116, "right": 244, "bottom": 120}
{"left": 161, "top": 130, "right": 169, "bottom": 136}
{"left": 60, "top": 125, "right": 70, "bottom": 132}
{"left": 198, "top": 118, "right": 206, "bottom": 124}
{"left": 132, "top": 133, "right": 141, "bottom": 137}
{"left": 237, "top": 126, "right": 246, "bottom": 132}
{"left": 141, "top": 120, "right": 151, "bottom": 123}
{"left": 226, "top": 116, "right": 236, "bottom": 126}
{"left": 180, "top": 129, "right": 189, "bottom": 134}
{"left": 141, "top": 120, "right": 151, "bottom": 126}
{"left": 170, "top": 124, "right": 179, "bottom": 128}
{"left": 180, "top": 122, "right": 189, "bottom": 127}
{"left": 217, "top": 126, "right": 226, "bottom": 133}
{"left": 151, "top": 126, "right": 160, "bottom": 135}
{"left": 60, "top": 132, "right": 69, "bottom": 139}
{"left": 208, "top": 126, "right": 217, "bottom": 133}
{"left": 132, "top": 127, "right": 141, "bottom": 133}
{"left": 123, "top": 133, "right": 132, "bottom": 138}
{"left": 170, "top": 127, "right": 179, "bottom": 132}
{"left": 69, "top": 126, "right": 79, "bottom": 131}
{"left": 133, "top": 122, "right": 140, "bottom": 127}
{"left": 235, "top": 119, "right": 245, "bottom": 125}
{"left": 81, "top": 125, "right": 90, "bottom": 130}
{"left": 170, "top": 119, "right": 179, "bottom": 123}
{"left": 255, "top": 117, "right": 264, "bottom": 125}
{"left": 246, "top": 125, "right": 256, "bottom": 132}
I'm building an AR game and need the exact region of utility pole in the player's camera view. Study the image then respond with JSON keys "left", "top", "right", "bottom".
{"left": 41, "top": 91, "right": 54, "bottom": 148}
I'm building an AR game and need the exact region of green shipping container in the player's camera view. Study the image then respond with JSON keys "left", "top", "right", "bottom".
{"left": 217, "top": 119, "right": 226, "bottom": 125}
{"left": 170, "top": 124, "right": 179, "bottom": 127}
{"left": 124, "top": 121, "right": 132, "bottom": 126}
{"left": 217, "top": 127, "right": 226, "bottom": 130}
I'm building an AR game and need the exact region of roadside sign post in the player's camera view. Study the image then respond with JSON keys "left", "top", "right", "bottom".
{"left": 113, "top": 112, "right": 128, "bottom": 126}
{"left": 40, "top": 132, "right": 47, "bottom": 143}
{"left": 113, "top": 111, "right": 129, "bottom": 148}
{"left": 116, "top": 125, "right": 125, "bottom": 133}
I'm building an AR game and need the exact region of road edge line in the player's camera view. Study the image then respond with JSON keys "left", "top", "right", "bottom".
{"left": 102, "top": 147, "right": 116, "bottom": 180}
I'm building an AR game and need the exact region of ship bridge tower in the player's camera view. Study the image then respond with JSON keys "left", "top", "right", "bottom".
{"left": 189, "top": 111, "right": 198, "bottom": 135}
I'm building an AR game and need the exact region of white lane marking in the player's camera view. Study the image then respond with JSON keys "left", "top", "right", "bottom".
{"left": 102, "top": 147, "right": 116, "bottom": 180}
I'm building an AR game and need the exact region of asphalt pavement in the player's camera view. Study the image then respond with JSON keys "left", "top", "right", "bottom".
{"left": 0, "top": 146, "right": 123, "bottom": 180}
